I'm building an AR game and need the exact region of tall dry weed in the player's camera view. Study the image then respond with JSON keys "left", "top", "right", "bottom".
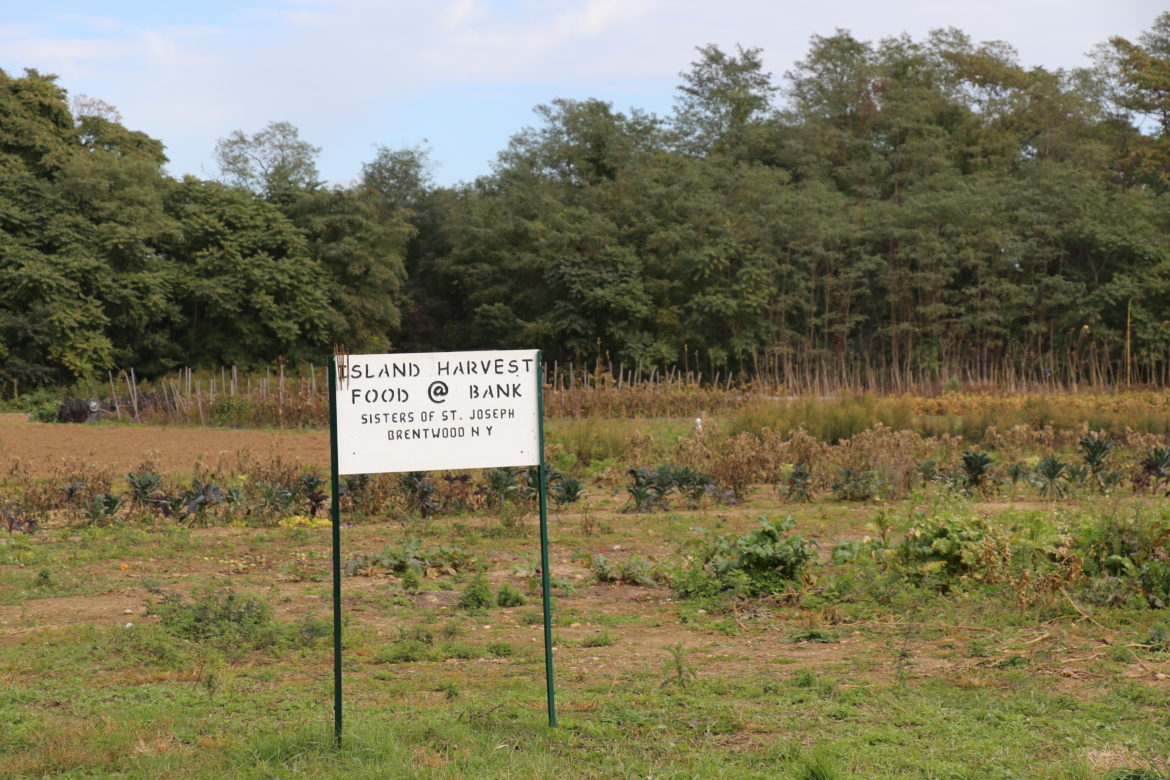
{"left": 833, "top": 425, "right": 930, "bottom": 498}
{"left": 706, "top": 433, "right": 767, "bottom": 499}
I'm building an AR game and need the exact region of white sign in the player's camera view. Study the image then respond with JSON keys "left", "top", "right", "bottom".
{"left": 334, "top": 350, "right": 540, "bottom": 475}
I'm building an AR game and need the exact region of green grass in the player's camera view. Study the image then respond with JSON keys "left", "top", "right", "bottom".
{"left": 4, "top": 632, "right": 1165, "bottom": 778}
{"left": 4, "top": 419, "right": 1170, "bottom": 776}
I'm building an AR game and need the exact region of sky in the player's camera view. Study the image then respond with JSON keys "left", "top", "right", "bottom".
{"left": 0, "top": 0, "right": 1162, "bottom": 187}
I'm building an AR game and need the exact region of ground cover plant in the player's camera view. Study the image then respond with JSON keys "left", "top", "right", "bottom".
{"left": 2, "top": 403, "right": 1170, "bottom": 777}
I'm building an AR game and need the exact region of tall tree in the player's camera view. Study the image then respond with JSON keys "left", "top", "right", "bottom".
{"left": 285, "top": 187, "right": 412, "bottom": 353}
{"left": 0, "top": 69, "right": 177, "bottom": 384}
{"left": 214, "top": 121, "right": 321, "bottom": 201}
{"left": 1107, "top": 12, "right": 1170, "bottom": 188}
{"left": 162, "top": 178, "right": 331, "bottom": 365}
{"left": 673, "top": 44, "right": 777, "bottom": 158}
{"left": 361, "top": 145, "right": 434, "bottom": 211}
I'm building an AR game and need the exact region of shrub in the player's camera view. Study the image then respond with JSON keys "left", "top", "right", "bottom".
{"left": 624, "top": 468, "right": 669, "bottom": 513}
{"left": 398, "top": 471, "right": 438, "bottom": 517}
{"left": 439, "top": 641, "right": 477, "bottom": 660}
{"left": 894, "top": 510, "right": 1019, "bottom": 591}
{"left": 376, "top": 640, "right": 433, "bottom": 664}
{"left": 290, "top": 615, "right": 331, "bottom": 647}
{"left": 1079, "top": 433, "right": 1114, "bottom": 483}
{"left": 81, "top": 493, "right": 123, "bottom": 526}
{"left": 485, "top": 641, "right": 514, "bottom": 657}
{"left": 1135, "top": 447, "right": 1170, "bottom": 494}
{"left": 485, "top": 467, "right": 525, "bottom": 508}
{"left": 1077, "top": 510, "right": 1170, "bottom": 608}
{"left": 654, "top": 465, "right": 712, "bottom": 506}
{"left": 180, "top": 480, "right": 225, "bottom": 523}
{"left": 582, "top": 630, "right": 615, "bottom": 647}
{"left": 1033, "top": 455, "right": 1070, "bottom": 500}
{"left": 549, "top": 474, "right": 585, "bottom": 507}
{"left": 400, "top": 566, "right": 421, "bottom": 592}
{"left": 670, "top": 516, "right": 817, "bottom": 598}
{"left": 707, "top": 433, "right": 762, "bottom": 499}
{"left": 125, "top": 468, "right": 165, "bottom": 505}
{"left": 781, "top": 463, "right": 814, "bottom": 502}
{"left": 340, "top": 473, "right": 371, "bottom": 512}
{"left": 210, "top": 395, "right": 253, "bottom": 426}
{"left": 496, "top": 583, "right": 527, "bottom": 607}
{"left": 458, "top": 574, "right": 494, "bottom": 611}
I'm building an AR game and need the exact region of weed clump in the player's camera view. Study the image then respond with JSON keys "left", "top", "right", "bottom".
{"left": 153, "top": 586, "right": 276, "bottom": 649}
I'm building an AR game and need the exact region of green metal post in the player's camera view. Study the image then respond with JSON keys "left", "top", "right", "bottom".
{"left": 328, "top": 356, "right": 343, "bottom": 747}
{"left": 536, "top": 352, "right": 557, "bottom": 727}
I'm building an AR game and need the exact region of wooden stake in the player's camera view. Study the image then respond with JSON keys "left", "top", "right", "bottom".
{"left": 108, "top": 371, "right": 122, "bottom": 419}
{"left": 125, "top": 369, "right": 140, "bottom": 422}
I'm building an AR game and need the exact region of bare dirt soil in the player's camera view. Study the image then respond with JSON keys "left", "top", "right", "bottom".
{"left": 0, "top": 414, "right": 328, "bottom": 476}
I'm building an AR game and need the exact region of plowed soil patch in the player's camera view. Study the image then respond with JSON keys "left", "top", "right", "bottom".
{"left": 0, "top": 415, "right": 327, "bottom": 476}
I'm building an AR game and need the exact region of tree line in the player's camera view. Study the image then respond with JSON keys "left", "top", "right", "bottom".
{"left": 4, "top": 15, "right": 1170, "bottom": 392}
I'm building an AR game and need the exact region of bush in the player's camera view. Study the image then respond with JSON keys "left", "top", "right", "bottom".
{"left": 28, "top": 400, "right": 62, "bottom": 423}
{"left": 895, "top": 511, "right": 1010, "bottom": 589}
{"left": 1077, "top": 510, "right": 1170, "bottom": 608}
{"left": 781, "top": 463, "right": 814, "bottom": 502}
{"left": 496, "top": 583, "right": 527, "bottom": 607}
{"left": 670, "top": 516, "right": 817, "bottom": 598}
{"left": 624, "top": 467, "right": 669, "bottom": 513}
{"left": 458, "top": 574, "right": 494, "bottom": 611}
{"left": 960, "top": 450, "right": 993, "bottom": 491}
{"left": 210, "top": 395, "right": 253, "bottom": 426}
{"left": 376, "top": 639, "right": 432, "bottom": 663}
{"left": 485, "top": 641, "right": 514, "bottom": 657}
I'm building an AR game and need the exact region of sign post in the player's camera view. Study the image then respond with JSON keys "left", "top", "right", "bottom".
{"left": 328, "top": 349, "right": 556, "bottom": 744}
{"left": 535, "top": 356, "right": 557, "bottom": 727}
{"left": 327, "top": 357, "right": 343, "bottom": 747}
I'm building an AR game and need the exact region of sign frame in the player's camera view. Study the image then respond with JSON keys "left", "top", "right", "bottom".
{"left": 327, "top": 351, "right": 557, "bottom": 746}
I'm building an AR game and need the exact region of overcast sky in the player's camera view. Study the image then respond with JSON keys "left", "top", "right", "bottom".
{"left": 0, "top": 1, "right": 1161, "bottom": 186}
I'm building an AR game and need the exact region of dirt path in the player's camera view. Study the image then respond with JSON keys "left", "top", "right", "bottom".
{"left": 0, "top": 415, "right": 328, "bottom": 476}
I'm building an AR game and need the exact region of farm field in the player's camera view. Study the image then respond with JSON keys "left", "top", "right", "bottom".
{"left": 2, "top": 403, "right": 1170, "bottom": 778}
{"left": 0, "top": 414, "right": 329, "bottom": 474}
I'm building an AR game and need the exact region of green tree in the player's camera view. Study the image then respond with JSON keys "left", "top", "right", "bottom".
{"left": 1107, "top": 12, "right": 1170, "bottom": 188}
{"left": 163, "top": 178, "right": 331, "bottom": 365}
{"left": 285, "top": 187, "right": 411, "bottom": 353}
{"left": 214, "top": 121, "right": 321, "bottom": 201}
{"left": 59, "top": 115, "right": 180, "bottom": 374}
{"left": 673, "top": 44, "right": 777, "bottom": 157}
{"left": 361, "top": 144, "right": 434, "bottom": 210}
{"left": 0, "top": 69, "right": 175, "bottom": 384}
